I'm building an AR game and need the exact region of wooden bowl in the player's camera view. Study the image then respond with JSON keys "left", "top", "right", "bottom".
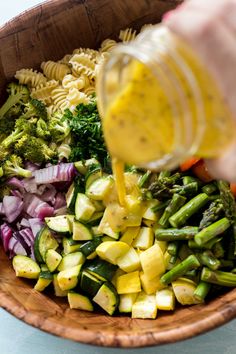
{"left": 1, "top": 0, "right": 236, "bottom": 348}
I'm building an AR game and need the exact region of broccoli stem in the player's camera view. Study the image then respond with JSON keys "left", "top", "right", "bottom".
{"left": 0, "top": 92, "right": 22, "bottom": 119}
{"left": 169, "top": 193, "right": 209, "bottom": 228}
{"left": 196, "top": 250, "right": 221, "bottom": 270}
{"left": 201, "top": 267, "right": 236, "bottom": 287}
{"left": 161, "top": 254, "right": 201, "bottom": 285}
{"left": 194, "top": 281, "right": 211, "bottom": 301}
{"left": 159, "top": 193, "right": 186, "bottom": 228}
{"left": 155, "top": 227, "right": 198, "bottom": 241}
{"left": 194, "top": 217, "right": 230, "bottom": 246}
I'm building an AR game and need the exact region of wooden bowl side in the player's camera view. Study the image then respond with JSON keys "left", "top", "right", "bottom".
{"left": 2, "top": 0, "right": 236, "bottom": 348}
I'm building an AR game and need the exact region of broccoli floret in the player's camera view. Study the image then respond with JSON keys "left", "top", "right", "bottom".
{"left": 22, "top": 98, "right": 48, "bottom": 121}
{"left": 0, "top": 146, "right": 9, "bottom": 162}
{"left": 48, "top": 112, "right": 71, "bottom": 143}
{"left": 0, "top": 83, "right": 29, "bottom": 119}
{"left": 2, "top": 154, "right": 32, "bottom": 178}
{"left": 14, "top": 135, "right": 57, "bottom": 163}
{"left": 36, "top": 118, "right": 51, "bottom": 139}
{"left": 0, "top": 116, "right": 16, "bottom": 141}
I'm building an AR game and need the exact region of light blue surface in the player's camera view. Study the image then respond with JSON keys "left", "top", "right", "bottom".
{"left": 1, "top": 1, "right": 236, "bottom": 353}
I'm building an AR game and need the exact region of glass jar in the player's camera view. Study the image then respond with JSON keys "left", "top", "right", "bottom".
{"left": 97, "top": 25, "right": 236, "bottom": 170}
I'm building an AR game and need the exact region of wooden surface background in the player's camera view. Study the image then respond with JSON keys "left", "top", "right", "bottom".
{"left": 1, "top": 0, "right": 236, "bottom": 349}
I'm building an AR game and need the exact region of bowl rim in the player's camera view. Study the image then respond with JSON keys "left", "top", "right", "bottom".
{"left": 1, "top": 0, "right": 236, "bottom": 348}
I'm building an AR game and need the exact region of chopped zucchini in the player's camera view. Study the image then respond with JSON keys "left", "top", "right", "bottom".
{"left": 80, "top": 270, "right": 103, "bottom": 297}
{"left": 132, "top": 292, "right": 157, "bottom": 319}
{"left": 86, "top": 251, "right": 97, "bottom": 259}
{"left": 140, "top": 271, "right": 165, "bottom": 295}
{"left": 85, "top": 259, "right": 118, "bottom": 281}
{"left": 87, "top": 211, "right": 103, "bottom": 226}
{"left": 91, "top": 200, "right": 105, "bottom": 212}
{"left": 45, "top": 215, "right": 70, "bottom": 234}
{"left": 73, "top": 221, "right": 93, "bottom": 241}
{"left": 85, "top": 165, "right": 102, "bottom": 189}
{"left": 34, "top": 227, "right": 59, "bottom": 263}
{"left": 96, "top": 241, "right": 130, "bottom": 265}
{"left": 79, "top": 237, "right": 102, "bottom": 257}
{"left": 132, "top": 227, "right": 154, "bottom": 250}
{"left": 74, "top": 158, "right": 99, "bottom": 175}
{"left": 63, "top": 237, "right": 81, "bottom": 255}
{"left": 68, "top": 292, "right": 94, "bottom": 311}
{"left": 75, "top": 193, "right": 96, "bottom": 222}
{"left": 116, "top": 247, "right": 141, "bottom": 272}
{"left": 119, "top": 293, "right": 138, "bottom": 313}
{"left": 34, "top": 271, "right": 53, "bottom": 291}
{"left": 13, "top": 255, "right": 40, "bottom": 279}
{"left": 172, "top": 277, "right": 202, "bottom": 305}
{"left": 93, "top": 282, "right": 119, "bottom": 315}
{"left": 116, "top": 271, "right": 141, "bottom": 294}
{"left": 120, "top": 227, "right": 140, "bottom": 245}
{"left": 91, "top": 226, "right": 103, "bottom": 237}
{"left": 45, "top": 249, "right": 62, "bottom": 272}
{"left": 53, "top": 274, "right": 68, "bottom": 297}
{"left": 86, "top": 177, "right": 114, "bottom": 200}
{"left": 66, "top": 183, "right": 75, "bottom": 209}
{"left": 58, "top": 252, "right": 85, "bottom": 271}
{"left": 140, "top": 244, "right": 166, "bottom": 280}
{"left": 57, "top": 264, "right": 82, "bottom": 291}
{"left": 156, "top": 287, "right": 175, "bottom": 310}
{"left": 67, "top": 215, "right": 75, "bottom": 233}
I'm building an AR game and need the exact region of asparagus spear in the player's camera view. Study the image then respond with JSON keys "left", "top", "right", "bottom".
{"left": 201, "top": 267, "right": 236, "bottom": 287}
{"left": 159, "top": 194, "right": 186, "bottom": 228}
{"left": 199, "top": 199, "right": 223, "bottom": 230}
{"left": 212, "top": 241, "right": 225, "bottom": 258}
{"left": 196, "top": 250, "right": 221, "bottom": 270}
{"left": 167, "top": 241, "right": 180, "bottom": 256}
{"left": 138, "top": 170, "right": 152, "bottom": 188}
{"left": 194, "top": 281, "right": 211, "bottom": 301}
{"left": 183, "top": 176, "right": 199, "bottom": 185}
{"left": 169, "top": 193, "right": 209, "bottom": 228}
{"left": 188, "top": 236, "right": 222, "bottom": 250}
{"left": 161, "top": 255, "right": 201, "bottom": 285}
{"left": 155, "top": 227, "right": 198, "bottom": 241}
{"left": 158, "top": 170, "right": 171, "bottom": 180}
{"left": 172, "top": 182, "right": 198, "bottom": 197}
{"left": 219, "top": 260, "right": 234, "bottom": 269}
{"left": 194, "top": 217, "right": 230, "bottom": 246}
{"left": 148, "top": 172, "right": 181, "bottom": 199}
{"left": 202, "top": 183, "right": 217, "bottom": 195}
{"left": 151, "top": 200, "right": 170, "bottom": 212}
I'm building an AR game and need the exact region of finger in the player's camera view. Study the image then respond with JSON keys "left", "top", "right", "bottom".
{"left": 205, "top": 142, "right": 236, "bottom": 182}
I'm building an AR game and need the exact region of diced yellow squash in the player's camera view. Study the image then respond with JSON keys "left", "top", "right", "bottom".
{"left": 132, "top": 292, "right": 157, "bottom": 319}
{"left": 53, "top": 274, "right": 68, "bottom": 297}
{"left": 116, "top": 271, "right": 141, "bottom": 294}
{"left": 86, "top": 251, "right": 97, "bottom": 260}
{"left": 119, "top": 293, "right": 138, "bottom": 313}
{"left": 101, "top": 236, "right": 116, "bottom": 242}
{"left": 172, "top": 278, "right": 203, "bottom": 305}
{"left": 155, "top": 240, "right": 167, "bottom": 254}
{"left": 140, "top": 271, "right": 165, "bottom": 295}
{"left": 125, "top": 195, "right": 141, "bottom": 214}
{"left": 120, "top": 227, "right": 140, "bottom": 245}
{"left": 140, "top": 243, "right": 165, "bottom": 280}
{"left": 111, "top": 268, "right": 126, "bottom": 287}
{"left": 132, "top": 227, "right": 154, "bottom": 249}
{"left": 124, "top": 172, "right": 142, "bottom": 198}
{"left": 101, "top": 203, "right": 128, "bottom": 232}
{"left": 96, "top": 241, "right": 129, "bottom": 265}
{"left": 117, "top": 247, "right": 141, "bottom": 272}
{"left": 142, "top": 219, "right": 155, "bottom": 227}
{"left": 156, "top": 287, "right": 175, "bottom": 310}
{"left": 142, "top": 200, "right": 160, "bottom": 221}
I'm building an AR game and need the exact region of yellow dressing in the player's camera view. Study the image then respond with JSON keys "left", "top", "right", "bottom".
{"left": 111, "top": 158, "right": 126, "bottom": 206}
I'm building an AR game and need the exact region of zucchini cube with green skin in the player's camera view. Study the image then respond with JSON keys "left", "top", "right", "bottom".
{"left": 73, "top": 221, "right": 93, "bottom": 241}
{"left": 58, "top": 252, "right": 85, "bottom": 271}
{"left": 132, "top": 292, "right": 157, "bottom": 319}
{"left": 156, "top": 287, "right": 175, "bottom": 310}
{"left": 53, "top": 274, "right": 68, "bottom": 297}
{"left": 45, "top": 215, "right": 71, "bottom": 234}
{"left": 68, "top": 292, "right": 94, "bottom": 311}
{"left": 34, "top": 227, "right": 59, "bottom": 263}
{"left": 93, "top": 282, "right": 119, "bottom": 315}
{"left": 86, "top": 177, "right": 114, "bottom": 200}
{"left": 57, "top": 264, "right": 82, "bottom": 291}
{"left": 13, "top": 255, "right": 40, "bottom": 279}
{"left": 63, "top": 237, "right": 81, "bottom": 255}
{"left": 75, "top": 193, "right": 96, "bottom": 222}
{"left": 119, "top": 293, "right": 138, "bottom": 313}
{"left": 45, "top": 249, "right": 62, "bottom": 272}
{"left": 80, "top": 270, "right": 103, "bottom": 297}
{"left": 34, "top": 271, "right": 53, "bottom": 292}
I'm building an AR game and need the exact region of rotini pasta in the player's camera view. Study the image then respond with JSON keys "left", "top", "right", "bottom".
{"left": 66, "top": 88, "right": 90, "bottom": 110}
{"left": 57, "top": 54, "right": 72, "bottom": 65}
{"left": 15, "top": 68, "right": 47, "bottom": 88}
{"left": 100, "top": 39, "right": 117, "bottom": 53}
{"left": 31, "top": 80, "right": 59, "bottom": 105}
{"left": 62, "top": 74, "right": 90, "bottom": 90}
{"left": 73, "top": 48, "right": 99, "bottom": 62}
{"left": 51, "top": 86, "right": 69, "bottom": 111}
{"left": 119, "top": 28, "right": 137, "bottom": 42}
{"left": 41, "top": 61, "right": 71, "bottom": 81}
{"left": 69, "top": 53, "right": 96, "bottom": 79}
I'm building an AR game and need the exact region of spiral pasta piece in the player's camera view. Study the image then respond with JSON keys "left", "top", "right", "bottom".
{"left": 57, "top": 54, "right": 72, "bottom": 65}
{"left": 51, "top": 86, "right": 69, "bottom": 111}
{"left": 140, "top": 24, "right": 153, "bottom": 33}
{"left": 15, "top": 68, "right": 47, "bottom": 88}
{"left": 41, "top": 61, "right": 71, "bottom": 81}
{"left": 100, "top": 39, "right": 117, "bottom": 53}
{"left": 62, "top": 74, "right": 90, "bottom": 90}
{"left": 73, "top": 48, "right": 99, "bottom": 62}
{"left": 119, "top": 28, "right": 137, "bottom": 42}
{"left": 83, "top": 86, "right": 96, "bottom": 96}
{"left": 66, "top": 88, "right": 90, "bottom": 111}
{"left": 69, "top": 53, "right": 95, "bottom": 79}
{"left": 31, "top": 80, "right": 59, "bottom": 105}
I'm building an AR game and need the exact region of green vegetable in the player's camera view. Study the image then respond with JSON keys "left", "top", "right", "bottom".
{"left": 1, "top": 154, "right": 32, "bottom": 178}
{"left": 199, "top": 199, "right": 223, "bottom": 230}
{"left": 0, "top": 83, "right": 29, "bottom": 119}
{"left": 194, "top": 281, "right": 211, "bottom": 301}
{"left": 194, "top": 217, "right": 230, "bottom": 246}
{"left": 48, "top": 111, "right": 71, "bottom": 143}
{"left": 159, "top": 193, "right": 186, "bottom": 228}
{"left": 155, "top": 227, "right": 198, "bottom": 241}
{"left": 196, "top": 250, "right": 221, "bottom": 270}
{"left": 201, "top": 267, "right": 236, "bottom": 287}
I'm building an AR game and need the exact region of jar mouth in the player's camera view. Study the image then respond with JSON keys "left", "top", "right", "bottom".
{"left": 97, "top": 26, "right": 205, "bottom": 171}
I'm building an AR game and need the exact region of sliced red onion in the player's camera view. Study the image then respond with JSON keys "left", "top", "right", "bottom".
{"left": 37, "top": 184, "right": 57, "bottom": 202}
{"left": 24, "top": 194, "right": 54, "bottom": 219}
{"left": 22, "top": 177, "right": 37, "bottom": 194}
{"left": 8, "top": 237, "right": 27, "bottom": 258}
{"left": 20, "top": 218, "right": 30, "bottom": 228}
{"left": 28, "top": 218, "right": 44, "bottom": 238}
{"left": 0, "top": 223, "right": 13, "bottom": 252}
{"left": 33, "top": 163, "right": 76, "bottom": 184}
{"left": 11, "top": 189, "right": 23, "bottom": 199}
{"left": 3, "top": 196, "right": 23, "bottom": 223}
{"left": 14, "top": 231, "right": 31, "bottom": 256}
{"left": 0, "top": 203, "right": 4, "bottom": 215}
{"left": 7, "top": 177, "right": 24, "bottom": 191}
{"left": 53, "top": 192, "right": 66, "bottom": 209}
{"left": 25, "top": 161, "right": 41, "bottom": 172}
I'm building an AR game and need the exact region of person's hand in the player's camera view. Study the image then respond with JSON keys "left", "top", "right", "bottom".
{"left": 164, "top": 0, "right": 236, "bottom": 182}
